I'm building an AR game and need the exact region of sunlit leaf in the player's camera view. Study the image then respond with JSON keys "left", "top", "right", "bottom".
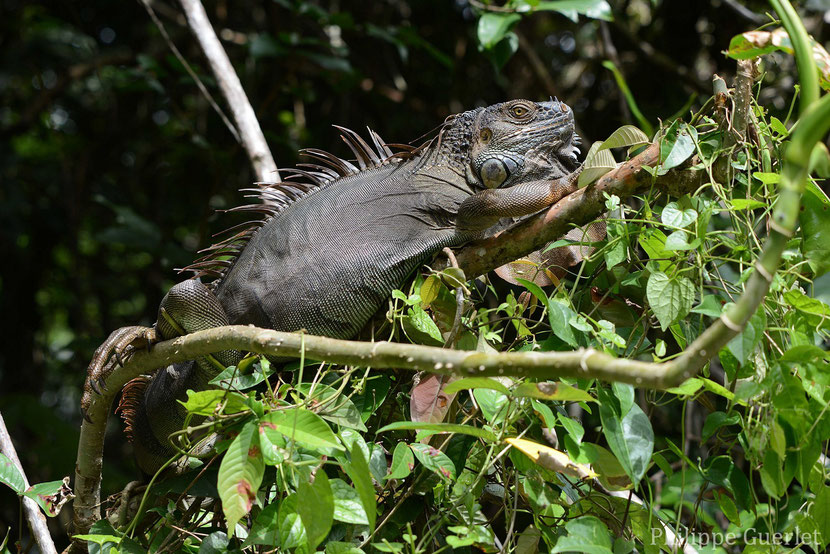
{"left": 506, "top": 437, "right": 597, "bottom": 480}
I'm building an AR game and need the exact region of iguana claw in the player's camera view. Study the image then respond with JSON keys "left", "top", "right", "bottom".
{"left": 82, "top": 326, "right": 158, "bottom": 418}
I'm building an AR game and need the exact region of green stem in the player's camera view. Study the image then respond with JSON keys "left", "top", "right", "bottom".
{"left": 769, "top": 0, "right": 819, "bottom": 113}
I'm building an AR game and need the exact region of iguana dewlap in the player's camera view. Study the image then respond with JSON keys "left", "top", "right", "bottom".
{"left": 85, "top": 99, "right": 582, "bottom": 474}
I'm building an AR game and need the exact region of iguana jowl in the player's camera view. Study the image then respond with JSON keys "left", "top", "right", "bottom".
{"left": 85, "top": 99, "right": 582, "bottom": 474}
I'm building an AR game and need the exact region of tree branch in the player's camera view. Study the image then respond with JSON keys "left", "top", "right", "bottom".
{"left": 0, "top": 412, "right": 57, "bottom": 554}
{"left": 452, "top": 141, "right": 700, "bottom": 278}
{"left": 177, "top": 0, "right": 279, "bottom": 182}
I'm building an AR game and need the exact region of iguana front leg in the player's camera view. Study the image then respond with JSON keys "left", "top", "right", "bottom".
{"left": 457, "top": 167, "right": 582, "bottom": 231}
{"left": 82, "top": 279, "right": 237, "bottom": 419}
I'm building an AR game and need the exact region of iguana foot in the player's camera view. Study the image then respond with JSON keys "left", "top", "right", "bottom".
{"left": 82, "top": 326, "right": 158, "bottom": 421}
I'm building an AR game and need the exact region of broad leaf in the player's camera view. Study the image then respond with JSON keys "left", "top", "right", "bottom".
{"left": 410, "top": 443, "right": 456, "bottom": 481}
{"left": 217, "top": 420, "right": 265, "bottom": 537}
{"left": 551, "top": 516, "right": 613, "bottom": 553}
{"left": 0, "top": 452, "right": 25, "bottom": 494}
{"left": 646, "top": 271, "right": 694, "bottom": 330}
{"left": 599, "top": 391, "right": 654, "bottom": 483}
{"left": 345, "top": 442, "right": 377, "bottom": 531}
{"left": 297, "top": 470, "right": 334, "bottom": 550}
{"left": 598, "top": 125, "right": 649, "bottom": 150}
{"left": 387, "top": 442, "right": 415, "bottom": 480}
{"left": 260, "top": 409, "right": 343, "bottom": 452}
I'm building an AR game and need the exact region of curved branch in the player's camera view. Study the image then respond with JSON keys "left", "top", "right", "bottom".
{"left": 453, "top": 141, "right": 700, "bottom": 278}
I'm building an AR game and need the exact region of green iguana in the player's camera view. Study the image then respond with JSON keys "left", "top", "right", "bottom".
{"left": 84, "top": 99, "right": 583, "bottom": 474}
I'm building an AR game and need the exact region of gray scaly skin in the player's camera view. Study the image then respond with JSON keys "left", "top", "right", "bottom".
{"left": 84, "top": 99, "right": 582, "bottom": 474}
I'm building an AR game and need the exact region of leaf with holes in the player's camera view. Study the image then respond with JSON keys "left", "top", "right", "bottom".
{"left": 411, "top": 443, "right": 456, "bottom": 481}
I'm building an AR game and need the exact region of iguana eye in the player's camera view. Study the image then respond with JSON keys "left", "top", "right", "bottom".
{"left": 511, "top": 105, "right": 530, "bottom": 118}
{"left": 480, "top": 158, "right": 508, "bottom": 188}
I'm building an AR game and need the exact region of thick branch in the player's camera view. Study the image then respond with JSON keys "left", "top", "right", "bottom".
{"left": 178, "top": 0, "right": 278, "bottom": 182}
{"left": 453, "top": 141, "right": 700, "bottom": 278}
{"left": 0, "top": 413, "right": 57, "bottom": 554}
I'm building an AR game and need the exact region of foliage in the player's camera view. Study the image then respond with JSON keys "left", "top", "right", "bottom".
{"left": 3, "top": 0, "right": 830, "bottom": 552}
{"left": 75, "top": 40, "right": 830, "bottom": 552}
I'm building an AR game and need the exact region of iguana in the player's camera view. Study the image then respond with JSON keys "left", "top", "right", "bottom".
{"left": 84, "top": 99, "right": 583, "bottom": 474}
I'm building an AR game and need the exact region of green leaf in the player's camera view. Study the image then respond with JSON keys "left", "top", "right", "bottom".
{"left": 535, "top": 0, "right": 613, "bottom": 22}
{"left": 241, "top": 504, "right": 279, "bottom": 548}
{"left": 352, "top": 375, "right": 391, "bottom": 423}
{"left": 441, "top": 267, "right": 467, "bottom": 289}
{"left": 209, "top": 359, "right": 269, "bottom": 390}
{"left": 551, "top": 516, "right": 613, "bottom": 553}
{"left": 198, "top": 531, "right": 229, "bottom": 554}
{"left": 578, "top": 142, "right": 616, "bottom": 187}
{"left": 701, "top": 456, "right": 751, "bottom": 511}
{"left": 548, "top": 299, "right": 580, "bottom": 347}
{"left": 326, "top": 542, "right": 366, "bottom": 554}
{"left": 515, "top": 277, "right": 549, "bottom": 308}
{"left": 378, "top": 421, "right": 497, "bottom": 441}
{"left": 725, "top": 305, "right": 766, "bottom": 365}
{"left": 404, "top": 305, "right": 444, "bottom": 346}
{"left": 511, "top": 381, "right": 594, "bottom": 403}
{"left": 387, "top": 442, "right": 415, "bottom": 480}
{"left": 599, "top": 394, "right": 654, "bottom": 483}
{"left": 759, "top": 450, "right": 786, "bottom": 499}
{"left": 277, "top": 494, "right": 307, "bottom": 549}
{"left": 419, "top": 275, "right": 441, "bottom": 306}
{"left": 665, "top": 377, "right": 703, "bottom": 396}
{"left": 473, "top": 387, "right": 509, "bottom": 425}
{"left": 598, "top": 125, "right": 649, "bottom": 150}
{"left": 329, "top": 479, "right": 370, "bottom": 525}
{"left": 476, "top": 13, "right": 520, "bottom": 49}
{"left": 713, "top": 490, "right": 740, "bottom": 526}
{"left": 785, "top": 288, "right": 830, "bottom": 328}
{"left": 181, "top": 389, "right": 248, "bottom": 416}
{"left": 730, "top": 198, "right": 767, "bottom": 210}
{"left": 443, "top": 377, "right": 510, "bottom": 395}
{"left": 701, "top": 411, "right": 740, "bottom": 443}
{"left": 295, "top": 383, "right": 367, "bottom": 432}
{"left": 811, "top": 485, "right": 830, "bottom": 547}
{"left": 801, "top": 184, "right": 830, "bottom": 277}
{"left": 298, "top": 470, "right": 334, "bottom": 550}
{"left": 661, "top": 202, "right": 698, "bottom": 229}
{"left": 726, "top": 31, "right": 779, "bottom": 59}
{"left": 217, "top": 420, "right": 265, "bottom": 537}
{"left": 260, "top": 409, "right": 343, "bottom": 452}
{"left": 646, "top": 272, "right": 695, "bottom": 330}
{"left": 345, "top": 441, "right": 377, "bottom": 531}
{"left": 690, "top": 295, "right": 723, "bottom": 317}
{"left": 660, "top": 121, "right": 696, "bottom": 171}
{"left": 0, "top": 453, "right": 25, "bottom": 494}
{"left": 410, "top": 443, "right": 456, "bottom": 481}
{"left": 664, "top": 230, "right": 698, "bottom": 251}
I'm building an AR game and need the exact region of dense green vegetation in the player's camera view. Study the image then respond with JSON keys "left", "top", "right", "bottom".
{"left": 2, "top": 0, "right": 830, "bottom": 552}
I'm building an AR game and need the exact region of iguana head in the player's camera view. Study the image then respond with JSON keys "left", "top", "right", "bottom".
{"left": 445, "top": 99, "right": 580, "bottom": 190}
